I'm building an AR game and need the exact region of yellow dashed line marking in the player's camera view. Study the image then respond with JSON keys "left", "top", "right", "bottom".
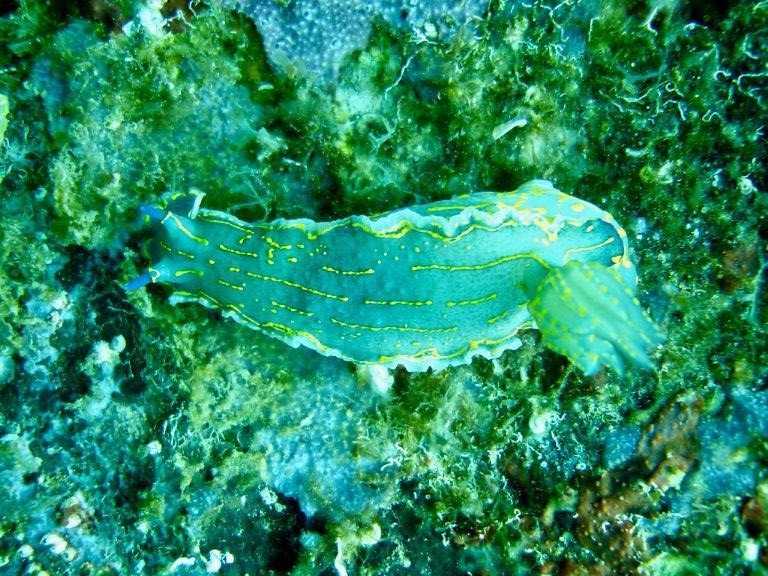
{"left": 218, "top": 244, "right": 260, "bottom": 258}
{"left": 364, "top": 299, "right": 433, "bottom": 306}
{"left": 412, "top": 253, "right": 549, "bottom": 272}
{"left": 163, "top": 213, "right": 209, "bottom": 246}
{"left": 245, "top": 272, "right": 349, "bottom": 301}
{"left": 271, "top": 300, "right": 313, "bottom": 317}
{"left": 320, "top": 265, "right": 374, "bottom": 276}
{"left": 330, "top": 318, "right": 457, "bottom": 333}
{"left": 217, "top": 279, "right": 244, "bottom": 291}
{"left": 487, "top": 310, "right": 510, "bottom": 325}
{"left": 263, "top": 236, "right": 292, "bottom": 250}
{"left": 563, "top": 236, "right": 616, "bottom": 261}
{"left": 447, "top": 293, "right": 497, "bottom": 307}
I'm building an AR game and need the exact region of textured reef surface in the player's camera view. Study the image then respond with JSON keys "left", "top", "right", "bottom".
{"left": 222, "top": 0, "right": 488, "bottom": 80}
{"left": 1, "top": 0, "right": 767, "bottom": 574}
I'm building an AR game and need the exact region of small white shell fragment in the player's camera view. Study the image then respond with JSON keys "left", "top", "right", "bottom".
{"left": 358, "top": 364, "right": 394, "bottom": 395}
{"left": 492, "top": 117, "right": 528, "bottom": 140}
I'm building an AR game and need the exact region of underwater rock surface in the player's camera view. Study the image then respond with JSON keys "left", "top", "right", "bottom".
{"left": 226, "top": 0, "right": 487, "bottom": 80}
{"left": 1, "top": 0, "right": 767, "bottom": 574}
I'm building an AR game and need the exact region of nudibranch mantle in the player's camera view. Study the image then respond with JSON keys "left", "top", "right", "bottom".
{"left": 129, "top": 180, "right": 664, "bottom": 375}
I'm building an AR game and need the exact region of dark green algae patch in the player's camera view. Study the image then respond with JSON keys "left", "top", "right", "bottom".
{"left": 1, "top": 0, "right": 767, "bottom": 574}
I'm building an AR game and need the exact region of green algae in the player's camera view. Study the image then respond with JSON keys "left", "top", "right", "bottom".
{"left": 1, "top": 0, "right": 767, "bottom": 574}
{"left": 0, "top": 93, "right": 8, "bottom": 143}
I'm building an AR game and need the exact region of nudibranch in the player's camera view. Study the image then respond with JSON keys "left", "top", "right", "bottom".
{"left": 128, "top": 180, "right": 664, "bottom": 375}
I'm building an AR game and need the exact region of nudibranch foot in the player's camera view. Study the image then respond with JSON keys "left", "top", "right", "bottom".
{"left": 528, "top": 260, "right": 665, "bottom": 376}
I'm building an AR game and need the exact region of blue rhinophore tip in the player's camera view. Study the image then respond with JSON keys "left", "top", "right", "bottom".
{"left": 125, "top": 271, "right": 154, "bottom": 291}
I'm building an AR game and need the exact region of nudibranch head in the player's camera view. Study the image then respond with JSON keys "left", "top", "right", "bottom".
{"left": 128, "top": 180, "right": 664, "bottom": 375}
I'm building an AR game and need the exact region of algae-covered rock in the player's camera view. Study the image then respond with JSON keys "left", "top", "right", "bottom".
{"left": 226, "top": 0, "right": 488, "bottom": 80}
{"left": 1, "top": 0, "right": 767, "bottom": 574}
{"left": 0, "top": 93, "right": 8, "bottom": 141}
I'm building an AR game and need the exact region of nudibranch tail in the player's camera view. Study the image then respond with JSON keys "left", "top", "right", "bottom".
{"left": 528, "top": 260, "right": 665, "bottom": 376}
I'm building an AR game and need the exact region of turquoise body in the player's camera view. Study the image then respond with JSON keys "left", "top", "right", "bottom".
{"left": 133, "top": 180, "right": 663, "bottom": 374}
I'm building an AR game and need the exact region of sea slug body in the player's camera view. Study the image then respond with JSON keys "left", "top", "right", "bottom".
{"left": 129, "top": 180, "right": 664, "bottom": 375}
